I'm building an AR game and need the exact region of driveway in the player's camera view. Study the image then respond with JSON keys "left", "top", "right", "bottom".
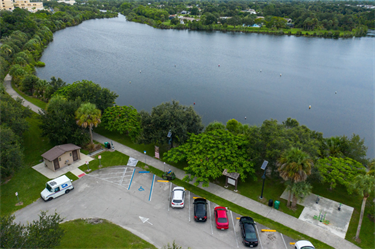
{"left": 14, "top": 167, "right": 296, "bottom": 249}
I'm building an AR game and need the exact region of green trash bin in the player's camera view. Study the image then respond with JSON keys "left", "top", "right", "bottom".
{"left": 104, "top": 142, "right": 109, "bottom": 149}
{"left": 274, "top": 200, "right": 280, "bottom": 210}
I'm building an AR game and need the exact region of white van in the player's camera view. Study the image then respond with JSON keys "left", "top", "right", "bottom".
{"left": 41, "top": 175, "right": 74, "bottom": 201}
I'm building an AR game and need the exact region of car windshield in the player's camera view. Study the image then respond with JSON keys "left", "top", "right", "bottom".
{"left": 46, "top": 184, "right": 52, "bottom": 192}
{"left": 218, "top": 218, "right": 227, "bottom": 223}
{"left": 244, "top": 224, "right": 257, "bottom": 240}
{"left": 301, "top": 247, "right": 315, "bottom": 249}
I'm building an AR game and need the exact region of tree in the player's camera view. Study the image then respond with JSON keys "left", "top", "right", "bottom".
{"left": 204, "top": 13, "right": 217, "bottom": 25}
{"left": 191, "top": 7, "right": 199, "bottom": 16}
{"left": 164, "top": 129, "right": 255, "bottom": 187}
{"left": 101, "top": 105, "right": 142, "bottom": 142}
{"left": 44, "top": 76, "right": 66, "bottom": 100}
{"left": 0, "top": 126, "right": 24, "bottom": 180}
{"left": 0, "top": 211, "right": 64, "bottom": 248}
{"left": 171, "top": 17, "right": 179, "bottom": 25}
{"left": 316, "top": 157, "right": 366, "bottom": 190}
{"left": 138, "top": 100, "right": 203, "bottom": 147}
{"left": 277, "top": 147, "right": 313, "bottom": 207}
{"left": 75, "top": 103, "right": 102, "bottom": 145}
{"left": 21, "top": 74, "right": 38, "bottom": 95}
{"left": 289, "top": 181, "right": 312, "bottom": 208}
{"left": 54, "top": 80, "right": 118, "bottom": 111}
{"left": 349, "top": 174, "right": 375, "bottom": 241}
{"left": 39, "top": 96, "right": 89, "bottom": 145}
{"left": 204, "top": 121, "right": 225, "bottom": 133}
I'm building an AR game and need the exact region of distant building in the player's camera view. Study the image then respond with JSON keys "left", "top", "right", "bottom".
{"left": 241, "top": 8, "right": 256, "bottom": 14}
{"left": 57, "top": 0, "right": 76, "bottom": 5}
{"left": 251, "top": 24, "right": 260, "bottom": 28}
{"left": 0, "top": 0, "right": 15, "bottom": 11}
{"left": 181, "top": 10, "right": 187, "bottom": 14}
{"left": 13, "top": 0, "right": 44, "bottom": 12}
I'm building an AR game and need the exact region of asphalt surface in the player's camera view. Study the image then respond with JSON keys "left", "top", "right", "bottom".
{"left": 14, "top": 167, "right": 295, "bottom": 249}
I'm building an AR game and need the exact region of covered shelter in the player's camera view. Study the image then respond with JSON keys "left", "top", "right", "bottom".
{"left": 41, "top": 144, "right": 81, "bottom": 171}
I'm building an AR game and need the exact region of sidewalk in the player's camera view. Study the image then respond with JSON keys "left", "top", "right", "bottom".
{"left": 4, "top": 75, "right": 359, "bottom": 249}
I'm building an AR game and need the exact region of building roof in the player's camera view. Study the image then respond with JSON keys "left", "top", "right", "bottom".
{"left": 42, "top": 144, "right": 81, "bottom": 161}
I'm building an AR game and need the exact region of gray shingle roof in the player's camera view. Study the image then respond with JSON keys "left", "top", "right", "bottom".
{"left": 41, "top": 144, "right": 81, "bottom": 161}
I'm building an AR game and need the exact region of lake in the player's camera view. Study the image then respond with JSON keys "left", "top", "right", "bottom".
{"left": 36, "top": 14, "right": 374, "bottom": 158}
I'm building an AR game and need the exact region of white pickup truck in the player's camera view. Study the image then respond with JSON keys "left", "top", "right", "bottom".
{"left": 41, "top": 175, "right": 74, "bottom": 201}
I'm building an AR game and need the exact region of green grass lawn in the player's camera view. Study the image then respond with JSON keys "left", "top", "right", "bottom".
{"left": 57, "top": 219, "right": 156, "bottom": 249}
{"left": 79, "top": 150, "right": 130, "bottom": 172}
{"left": 11, "top": 82, "right": 47, "bottom": 110}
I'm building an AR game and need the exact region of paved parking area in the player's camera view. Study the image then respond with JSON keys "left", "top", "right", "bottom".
{"left": 15, "top": 167, "right": 297, "bottom": 248}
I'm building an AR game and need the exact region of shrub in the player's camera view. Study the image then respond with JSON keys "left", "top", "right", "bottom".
{"left": 35, "top": 61, "right": 45, "bottom": 67}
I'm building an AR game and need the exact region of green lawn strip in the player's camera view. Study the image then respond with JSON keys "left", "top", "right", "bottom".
{"left": 64, "top": 172, "right": 79, "bottom": 181}
{"left": 57, "top": 219, "right": 156, "bottom": 249}
{"left": 144, "top": 165, "right": 332, "bottom": 249}
{"left": 212, "top": 174, "right": 304, "bottom": 218}
{"left": 79, "top": 151, "right": 129, "bottom": 172}
{"left": 80, "top": 149, "right": 90, "bottom": 155}
{"left": 11, "top": 82, "right": 47, "bottom": 110}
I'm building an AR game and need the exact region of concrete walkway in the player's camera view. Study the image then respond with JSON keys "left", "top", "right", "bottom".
{"left": 4, "top": 75, "right": 359, "bottom": 249}
{"left": 4, "top": 74, "right": 43, "bottom": 113}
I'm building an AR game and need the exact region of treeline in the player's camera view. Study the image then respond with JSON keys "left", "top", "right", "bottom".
{"left": 121, "top": 0, "right": 373, "bottom": 37}
{"left": 0, "top": 2, "right": 118, "bottom": 180}
{"left": 0, "top": 4, "right": 118, "bottom": 82}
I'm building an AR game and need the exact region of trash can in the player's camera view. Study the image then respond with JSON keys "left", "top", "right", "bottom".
{"left": 274, "top": 200, "right": 280, "bottom": 210}
{"left": 268, "top": 199, "right": 273, "bottom": 207}
{"left": 104, "top": 142, "right": 110, "bottom": 149}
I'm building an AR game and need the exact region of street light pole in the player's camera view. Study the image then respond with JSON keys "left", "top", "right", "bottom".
{"left": 144, "top": 151, "right": 146, "bottom": 166}
{"left": 259, "top": 160, "right": 268, "bottom": 200}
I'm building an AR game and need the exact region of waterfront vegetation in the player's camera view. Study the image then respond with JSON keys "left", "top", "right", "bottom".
{"left": 1, "top": 1, "right": 374, "bottom": 248}
{"left": 122, "top": 1, "right": 374, "bottom": 38}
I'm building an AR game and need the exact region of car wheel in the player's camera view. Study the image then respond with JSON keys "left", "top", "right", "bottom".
{"left": 48, "top": 197, "right": 53, "bottom": 201}
{"left": 65, "top": 189, "right": 70, "bottom": 194}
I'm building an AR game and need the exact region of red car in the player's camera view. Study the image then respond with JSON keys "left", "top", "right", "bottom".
{"left": 214, "top": 206, "right": 229, "bottom": 230}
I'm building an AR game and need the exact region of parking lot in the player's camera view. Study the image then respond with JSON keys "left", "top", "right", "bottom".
{"left": 15, "top": 166, "right": 297, "bottom": 248}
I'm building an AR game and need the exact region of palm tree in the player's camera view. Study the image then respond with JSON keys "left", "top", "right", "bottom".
{"left": 290, "top": 181, "right": 312, "bottom": 208}
{"left": 277, "top": 147, "right": 313, "bottom": 207}
{"left": 350, "top": 174, "right": 375, "bottom": 241}
{"left": 75, "top": 103, "right": 101, "bottom": 145}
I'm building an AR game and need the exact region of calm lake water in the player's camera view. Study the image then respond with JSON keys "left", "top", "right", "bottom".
{"left": 36, "top": 14, "right": 374, "bottom": 158}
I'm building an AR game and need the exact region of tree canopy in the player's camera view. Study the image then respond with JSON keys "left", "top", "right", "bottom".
{"left": 138, "top": 100, "right": 204, "bottom": 146}
{"left": 0, "top": 211, "right": 64, "bottom": 248}
{"left": 316, "top": 156, "right": 366, "bottom": 190}
{"left": 39, "top": 96, "right": 89, "bottom": 145}
{"left": 101, "top": 105, "right": 142, "bottom": 142}
{"left": 164, "top": 129, "right": 255, "bottom": 187}
{"left": 54, "top": 80, "right": 118, "bottom": 112}
{"left": 75, "top": 102, "right": 102, "bottom": 145}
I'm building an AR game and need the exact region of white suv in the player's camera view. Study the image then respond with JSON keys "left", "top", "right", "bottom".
{"left": 295, "top": 240, "right": 315, "bottom": 249}
{"left": 171, "top": 186, "right": 185, "bottom": 208}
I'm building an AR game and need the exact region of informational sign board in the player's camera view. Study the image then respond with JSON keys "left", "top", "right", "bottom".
{"left": 155, "top": 146, "right": 160, "bottom": 159}
{"left": 228, "top": 178, "right": 236, "bottom": 186}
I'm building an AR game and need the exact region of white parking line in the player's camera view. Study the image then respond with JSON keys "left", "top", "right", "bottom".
{"left": 188, "top": 191, "right": 191, "bottom": 222}
{"left": 230, "top": 211, "right": 239, "bottom": 248}
{"left": 280, "top": 233, "right": 288, "bottom": 249}
{"left": 256, "top": 224, "right": 263, "bottom": 249}
{"left": 119, "top": 168, "right": 128, "bottom": 186}
{"left": 168, "top": 182, "right": 171, "bottom": 211}
{"left": 208, "top": 201, "right": 213, "bottom": 235}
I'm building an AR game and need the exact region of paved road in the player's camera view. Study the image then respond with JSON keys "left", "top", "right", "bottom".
{"left": 14, "top": 167, "right": 296, "bottom": 249}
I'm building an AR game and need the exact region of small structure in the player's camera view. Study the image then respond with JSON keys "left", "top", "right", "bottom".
{"left": 222, "top": 169, "right": 240, "bottom": 192}
{"left": 41, "top": 144, "right": 81, "bottom": 171}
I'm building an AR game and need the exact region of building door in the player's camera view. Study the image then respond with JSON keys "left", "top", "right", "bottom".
{"left": 53, "top": 159, "right": 60, "bottom": 170}
{"left": 72, "top": 150, "right": 78, "bottom": 161}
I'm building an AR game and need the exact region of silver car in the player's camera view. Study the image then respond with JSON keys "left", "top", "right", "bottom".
{"left": 171, "top": 186, "right": 185, "bottom": 208}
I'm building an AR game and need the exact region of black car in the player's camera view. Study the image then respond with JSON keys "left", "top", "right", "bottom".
{"left": 239, "top": 216, "right": 258, "bottom": 247}
{"left": 193, "top": 198, "right": 207, "bottom": 222}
